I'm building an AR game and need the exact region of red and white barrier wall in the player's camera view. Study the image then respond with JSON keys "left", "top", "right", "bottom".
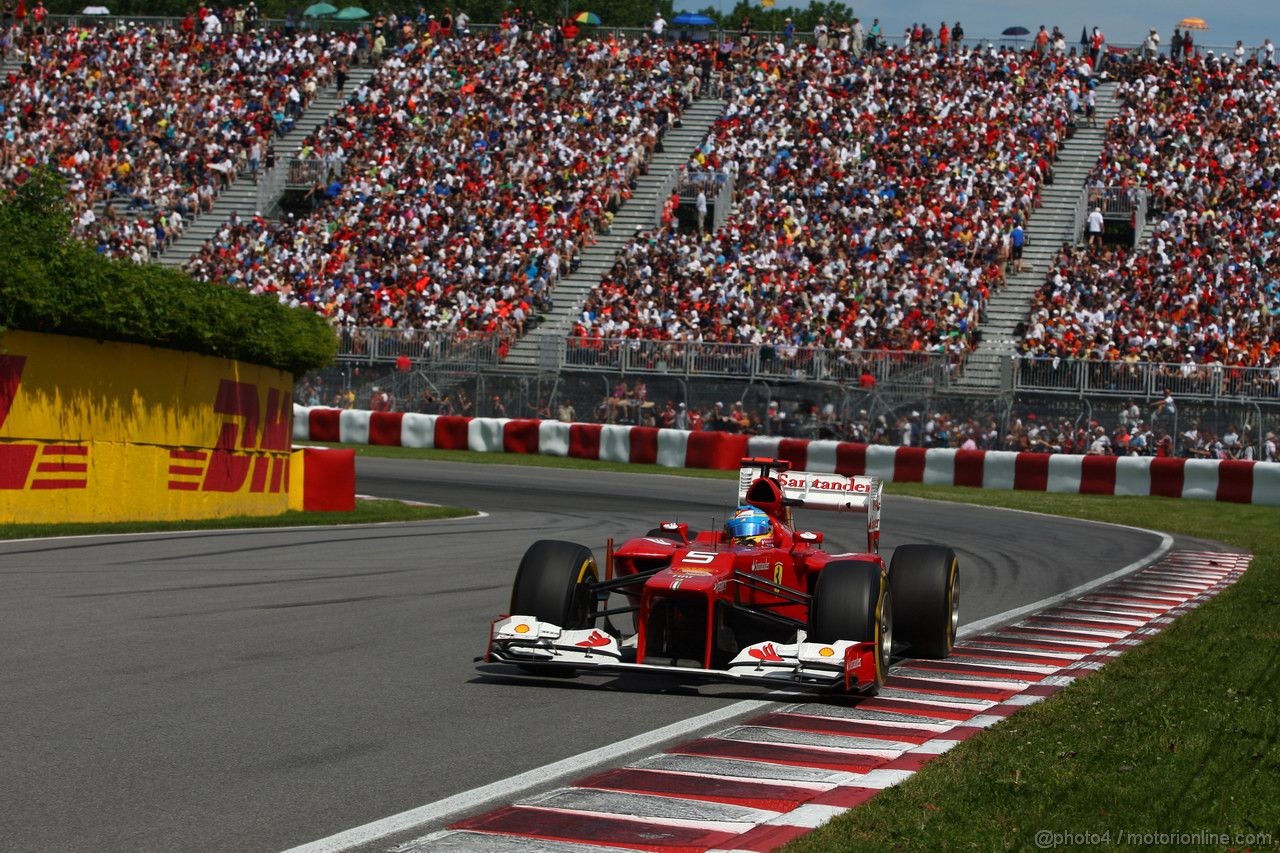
{"left": 294, "top": 406, "right": 1280, "bottom": 507}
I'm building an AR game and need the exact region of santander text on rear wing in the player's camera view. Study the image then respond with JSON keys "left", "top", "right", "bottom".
{"left": 737, "top": 458, "right": 882, "bottom": 554}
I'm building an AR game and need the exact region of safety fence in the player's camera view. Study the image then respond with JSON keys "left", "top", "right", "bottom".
{"left": 1013, "top": 358, "right": 1280, "bottom": 402}
{"left": 332, "top": 330, "right": 1280, "bottom": 406}
{"left": 335, "top": 327, "right": 500, "bottom": 367}
{"left": 559, "top": 339, "right": 955, "bottom": 388}
{"left": 294, "top": 406, "right": 1280, "bottom": 506}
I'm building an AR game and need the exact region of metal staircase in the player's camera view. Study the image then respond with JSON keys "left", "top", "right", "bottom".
{"left": 156, "top": 66, "right": 377, "bottom": 268}
{"left": 502, "top": 95, "right": 727, "bottom": 371}
{"left": 956, "top": 81, "right": 1122, "bottom": 390}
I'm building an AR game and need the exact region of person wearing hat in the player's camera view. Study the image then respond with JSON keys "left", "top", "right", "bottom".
{"left": 675, "top": 402, "right": 690, "bottom": 431}
{"left": 651, "top": 11, "right": 665, "bottom": 42}
{"left": 1265, "top": 431, "right": 1277, "bottom": 463}
{"left": 1142, "top": 27, "right": 1160, "bottom": 61}
{"left": 814, "top": 16, "right": 829, "bottom": 50}
{"left": 783, "top": 17, "right": 795, "bottom": 47}
{"left": 1087, "top": 205, "right": 1104, "bottom": 246}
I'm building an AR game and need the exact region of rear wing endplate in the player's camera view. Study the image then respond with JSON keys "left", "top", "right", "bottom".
{"left": 737, "top": 458, "right": 882, "bottom": 554}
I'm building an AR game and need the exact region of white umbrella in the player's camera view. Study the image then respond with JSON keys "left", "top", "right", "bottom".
{"left": 81, "top": 5, "right": 111, "bottom": 13}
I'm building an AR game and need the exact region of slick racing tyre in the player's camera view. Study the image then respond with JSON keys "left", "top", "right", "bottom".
{"left": 510, "top": 539, "right": 599, "bottom": 630}
{"left": 509, "top": 540, "right": 599, "bottom": 676}
{"left": 889, "top": 544, "right": 959, "bottom": 659}
{"left": 808, "top": 559, "right": 892, "bottom": 693}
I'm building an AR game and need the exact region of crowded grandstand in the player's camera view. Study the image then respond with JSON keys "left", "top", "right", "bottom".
{"left": 2, "top": 7, "right": 1277, "bottom": 459}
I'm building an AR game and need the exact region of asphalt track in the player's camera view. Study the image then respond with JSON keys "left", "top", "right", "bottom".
{"left": 1, "top": 458, "right": 1200, "bottom": 853}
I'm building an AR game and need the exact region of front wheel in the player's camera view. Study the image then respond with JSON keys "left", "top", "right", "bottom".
{"left": 809, "top": 559, "right": 892, "bottom": 693}
{"left": 889, "top": 544, "right": 959, "bottom": 659}
{"left": 510, "top": 539, "right": 599, "bottom": 628}
{"left": 509, "top": 540, "right": 598, "bottom": 675}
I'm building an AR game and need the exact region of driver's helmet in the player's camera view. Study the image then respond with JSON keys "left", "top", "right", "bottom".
{"left": 725, "top": 505, "right": 772, "bottom": 545}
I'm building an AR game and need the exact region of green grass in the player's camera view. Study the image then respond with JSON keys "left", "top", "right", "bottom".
{"left": 0, "top": 498, "right": 474, "bottom": 541}
{"left": 336, "top": 443, "right": 1280, "bottom": 851}
{"left": 21, "top": 443, "right": 1280, "bottom": 848}
{"left": 781, "top": 488, "right": 1280, "bottom": 853}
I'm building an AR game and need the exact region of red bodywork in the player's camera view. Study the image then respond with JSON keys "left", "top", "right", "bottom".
{"left": 484, "top": 458, "right": 889, "bottom": 692}
{"left": 608, "top": 459, "right": 886, "bottom": 671}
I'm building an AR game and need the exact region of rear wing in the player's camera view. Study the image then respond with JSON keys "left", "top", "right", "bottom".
{"left": 737, "top": 458, "right": 882, "bottom": 554}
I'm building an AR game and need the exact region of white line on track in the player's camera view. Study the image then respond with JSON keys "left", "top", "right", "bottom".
{"left": 278, "top": 699, "right": 778, "bottom": 853}
{"left": 281, "top": 511, "right": 1176, "bottom": 853}
{"left": 957, "top": 530, "right": 1173, "bottom": 639}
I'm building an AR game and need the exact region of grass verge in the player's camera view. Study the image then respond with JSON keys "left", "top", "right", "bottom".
{"left": 782, "top": 487, "right": 1280, "bottom": 853}
{"left": 338, "top": 443, "right": 1280, "bottom": 850}
{"left": 0, "top": 499, "right": 474, "bottom": 541}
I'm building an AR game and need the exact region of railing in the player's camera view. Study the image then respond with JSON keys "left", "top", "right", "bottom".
{"left": 652, "top": 163, "right": 681, "bottom": 229}
{"left": 712, "top": 170, "right": 735, "bottom": 232}
{"left": 336, "top": 327, "right": 501, "bottom": 367}
{"left": 286, "top": 158, "right": 335, "bottom": 189}
{"left": 1014, "top": 357, "right": 1280, "bottom": 402}
{"left": 1071, "top": 186, "right": 1090, "bottom": 245}
{"left": 1134, "top": 190, "right": 1149, "bottom": 248}
{"left": 256, "top": 161, "right": 289, "bottom": 217}
{"left": 334, "top": 326, "right": 1280, "bottom": 405}
{"left": 677, "top": 169, "right": 729, "bottom": 196}
{"left": 677, "top": 167, "right": 735, "bottom": 232}
{"left": 560, "top": 338, "right": 958, "bottom": 388}
{"left": 1091, "top": 186, "right": 1146, "bottom": 219}
{"left": 1074, "top": 186, "right": 1149, "bottom": 247}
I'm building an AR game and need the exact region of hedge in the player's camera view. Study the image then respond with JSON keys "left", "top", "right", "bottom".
{"left": 0, "top": 169, "right": 336, "bottom": 377}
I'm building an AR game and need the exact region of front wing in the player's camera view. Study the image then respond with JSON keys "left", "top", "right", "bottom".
{"left": 482, "top": 615, "right": 880, "bottom": 693}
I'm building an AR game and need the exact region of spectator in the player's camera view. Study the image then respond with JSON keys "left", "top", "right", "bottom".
{"left": 179, "top": 31, "right": 698, "bottom": 351}
{"left": 1020, "top": 60, "right": 1280, "bottom": 370}
{"left": 575, "top": 41, "right": 1074, "bottom": 364}
{"left": 1086, "top": 207, "right": 1104, "bottom": 247}
{"left": 2, "top": 21, "right": 349, "bottom": 260}
{"left": 1143, "top": 29, "right": 1160, "bottom": 61}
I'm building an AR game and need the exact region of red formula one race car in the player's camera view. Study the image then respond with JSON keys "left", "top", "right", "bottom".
{"left": 482, "top": 458, "right": 959, "bottom": 694}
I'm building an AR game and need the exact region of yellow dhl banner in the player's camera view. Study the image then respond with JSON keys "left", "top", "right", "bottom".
{"left": 1, "top": 331, "right": 293, "bottom": 523}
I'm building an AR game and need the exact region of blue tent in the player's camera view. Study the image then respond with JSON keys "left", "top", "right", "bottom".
{"left": 673, "top": 12, "right": 716, "bottom": 27}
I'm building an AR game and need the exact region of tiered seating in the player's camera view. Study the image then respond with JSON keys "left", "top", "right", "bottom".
{"left": 1019, "top": 59, "right": 1280, "bottom": 369}
{"left": 179, "top": 32, "right": 702, "bottom": 349}
{"left": 1, "top": 22, "right": 351, "bottom": 261}
{"left": 572, "top": 45, "right": 1078, "bottom": 358}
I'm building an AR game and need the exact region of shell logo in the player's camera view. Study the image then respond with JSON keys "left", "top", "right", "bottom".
{"left": 514, "top": 623, "right": 531, "bottom": 634}
{"left": 818, "top": 647, "right": 835, "bottom": 657}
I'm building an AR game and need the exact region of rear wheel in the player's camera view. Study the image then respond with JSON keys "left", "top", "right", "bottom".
{"left": 889, "top": 544, "right": 959, "bottom": 658}
{"left": 808, "top": 560, "right": 892, "bottom": 692}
